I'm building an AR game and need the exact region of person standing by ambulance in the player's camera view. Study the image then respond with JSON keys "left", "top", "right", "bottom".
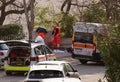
{"left": 52, "top": 22, "right": 61, "bottom": 49}
{"left": 35, "top": 27, "right": 47, "bottom": 44}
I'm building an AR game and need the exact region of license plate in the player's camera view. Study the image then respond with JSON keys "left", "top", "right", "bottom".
{"left": 74, "top": 49, "right": 82, "bottom": 54}
{"left": 74, "top": 48, "right": 92, "bottom": 56}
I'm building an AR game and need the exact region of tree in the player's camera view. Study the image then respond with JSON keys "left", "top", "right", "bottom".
{"left": 0, "top": 0, "right": 31, "bottom": 25}
{"left": 99, "top": 24, "right": 120, "bottom": 82}
{"left": 59, "top": 13, "right": 76, "bottom": 37}
{"left": 34, "top": 7, "right": 53, "bottom": 30}
{"left": 82, "top": 1, "right": 106, "bottom": 23}
{"left": 100, "top": 0, "right": 120, "bottom": 23}
{"left": 61, "top": 0, "right": 89, "bottom": 15}
{"left": 61, "top": 0, "right": 72, "bottom": 14}
{"left": 23, "top": 0, "right": 35, "bottom": 40}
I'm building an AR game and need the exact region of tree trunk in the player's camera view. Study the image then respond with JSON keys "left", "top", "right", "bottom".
{"left": 29, "top": 0, "right": 35, "bottom": 40}
{"left": 23, "top": 0, "right": 35, "bottom": 40}
{"left": 0, "top": 5, "right": 6, "bottom": 25}
{"left": 0, "top": 17, "right": 5, "bottom": 25}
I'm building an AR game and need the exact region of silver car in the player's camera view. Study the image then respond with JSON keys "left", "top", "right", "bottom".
{"left": 0, "top": 40, "right": 9, "bottom": 68}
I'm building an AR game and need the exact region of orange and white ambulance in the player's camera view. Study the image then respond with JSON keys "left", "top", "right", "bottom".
{"left": 71, "top": 22, "right": 105, "bottom": 64}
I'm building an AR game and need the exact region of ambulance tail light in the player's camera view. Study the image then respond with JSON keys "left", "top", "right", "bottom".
{"left": 0, "top": 52, "right": 4, "bottom": 56}
{"left": 93, "top": 43, "right": 96, "bottom": 53}
{"left": 4, "top": 57, "right": 8, "bottom": 61}
{"left": 71, "top": 47, "right": 74, "bottom": 52}
{"left": 93, "top": 49, "right": 96, "bottom": 53}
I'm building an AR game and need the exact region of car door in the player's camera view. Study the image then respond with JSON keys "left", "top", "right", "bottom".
{"left": 34, "top": 45, "right": 46, "bottom": 62}
{"left": 0, "top": 43, "right": 9, "bottom": 67}
{"left": 64, "top": 63, "right": 80, "bottom": 79}
{"left": 42, "top": 45, "right": 56, "bottom": 61}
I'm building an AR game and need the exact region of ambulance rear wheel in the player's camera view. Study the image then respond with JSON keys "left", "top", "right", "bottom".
{"left": 79, "top": 59, "right": 88, "bottom": 64}
{"left": 6, "top": 71, "right": 12, "bottom": 76}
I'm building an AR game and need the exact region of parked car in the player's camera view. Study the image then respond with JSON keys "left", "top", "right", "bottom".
{"left": 24, "top": 61, "right": 81, "bottom": 82}
{"left": 25, "top": 77, "right": 81, "bottom": 82}
{"left": 0, "top": 40, "right": 9, "bottom": 69}
{"left": 4, "top": 40, "right": 56, "bottom": 75}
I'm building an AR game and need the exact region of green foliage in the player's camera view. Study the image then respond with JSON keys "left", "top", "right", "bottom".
{"left": 99, "top": 25, "right": 120, "bottom": 82}
{"left": 0, "top": 24, "right": 19, "bottom": 36}
{"left": 83, "top": 1, "right": 106, "bottom": 23}
{"left": 34, "top": 6, "right": 77, "bottom": 38}
{"left": 34, "top": 7, "right": 54, "bottom": 30}
{"left": 0, "top": 24, "right": 25, "bottom": 40}
{"left": 59, "top": 13, "right": 76, "bottom": 37}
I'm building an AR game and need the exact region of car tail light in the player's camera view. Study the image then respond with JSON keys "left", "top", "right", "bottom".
{"left": 93, "top": 49, "right": 96, "bottom": 53}
{"left": 30, "top": 57, "right": 36, "bottom": 61}
{"left": 3, "top": 57, "right": 8, "bottom": 61}
{"left": 0, "top": 52, "right": 4, "bottom": 56}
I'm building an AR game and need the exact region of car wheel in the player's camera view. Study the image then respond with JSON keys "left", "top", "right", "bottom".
{"left": 6, "top": 71, "right": 12, "bottom": 76}
{"left": 0, "top": 64, "right": 1, "bottom": 69}
{"left": 79, "top": 59, "right": 88, "bottom": 64}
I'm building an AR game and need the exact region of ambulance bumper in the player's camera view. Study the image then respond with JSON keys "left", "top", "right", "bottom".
{"left": 4, "top": 66, "right": 30, "bottom": 71}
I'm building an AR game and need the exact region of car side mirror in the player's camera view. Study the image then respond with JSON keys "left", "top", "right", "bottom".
{"left": 66, "top": 72, "right": 70, "bottom": 77}
{"left": 24, "top": 72, "right": 28, "bottom": 76}
{"left": 74, "top": 70, "right": 78, "bottom": 72}
{"left": 66, "top": 72, "right": 74, "bottom": 77}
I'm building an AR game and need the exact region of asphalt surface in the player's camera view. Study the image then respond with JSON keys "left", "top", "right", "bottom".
{"left": 0, "top": 49, "right": 106, "bottom": 82}
{"left": 53, "top": 49, "right": 106, "bottom": 82}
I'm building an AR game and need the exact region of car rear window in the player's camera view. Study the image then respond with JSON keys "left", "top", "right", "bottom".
{"left": 36, "top": 63, "right": 58, "bottom": 65}
{"left": 29, "top": 70, "right": 63, "bottom": 79}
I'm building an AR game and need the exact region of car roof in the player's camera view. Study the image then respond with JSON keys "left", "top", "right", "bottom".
{"left": 5, "top": 40, "right": 45, "bottom": 48}
{"left": 5, "top": 40, "right": 29, "bottom": 46}
{"left": 31, "top": 42, "right": 45, "bottom": 48}
{"left": 36, "top": 61, "right": 69, "bottom": 65}
{"left": 30, "top": 61, "right": 69, "bottom": 71}
{"left": 0, "top": 40, "right": 6, "bottom": 43}
{"left": 6, "top": 40, "right": 28, "bottom": 43}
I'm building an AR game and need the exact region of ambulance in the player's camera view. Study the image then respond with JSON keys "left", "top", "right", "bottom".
{"left": 71, "top": 22, "right": 106, "bottom": 64}
{"left": 4, "top": 40, "right": 56, "bottom": 75}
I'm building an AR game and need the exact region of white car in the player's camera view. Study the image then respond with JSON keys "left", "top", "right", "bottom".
{"left": 0, "top": 40, "right": 9, "bottom": 69}
{"left": 4, "top": 40, "right": 56, "bottom": 75}
{"left": 24, "top": 61, "right": 82, "bottom": 82}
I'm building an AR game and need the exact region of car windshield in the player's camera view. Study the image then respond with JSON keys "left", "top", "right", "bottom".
{"left": 0, "top": 44, "right": 8, "bottom": 50}
{"left": 29, "top": 70, "right": 64, "bottom": 79}
{"left": 74, "top": 32, "right": 93, "bottom": 44}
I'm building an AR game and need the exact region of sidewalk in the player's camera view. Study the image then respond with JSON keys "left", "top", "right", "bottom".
{"left": 53, "top": 49, "right": 71, "bottom": 59}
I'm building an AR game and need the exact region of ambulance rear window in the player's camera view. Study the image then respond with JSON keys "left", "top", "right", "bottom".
{"left": 74, "top": 32, "right": 93, "bottom": 44}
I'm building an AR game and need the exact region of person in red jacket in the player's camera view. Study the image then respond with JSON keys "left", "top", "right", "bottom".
{"left": 52, "top": 23, "right": 61, "bottom": 49}
{"left": 36, "top": 27, "right": 47, "bottom": 39}
{"left": 38, "top": 32, "right": 45, "bottom": 39}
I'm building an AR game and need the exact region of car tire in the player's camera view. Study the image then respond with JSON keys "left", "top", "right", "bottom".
{"left": 79, "top": 59, "right": 88, "bottom": 64}
{"left": 6, "top": 71, "right": 12, "bottom": 76}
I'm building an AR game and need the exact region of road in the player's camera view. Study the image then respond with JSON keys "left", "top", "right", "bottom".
{"left": 0, "top": 50, "right": 106, "bottom": 82}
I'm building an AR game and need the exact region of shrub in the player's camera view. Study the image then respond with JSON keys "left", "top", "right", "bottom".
{"left": 99, "top": 25, "right": 120, "bottom": 82}
{"left": 0, "top": 24, "right": 25, "bottom": 40}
